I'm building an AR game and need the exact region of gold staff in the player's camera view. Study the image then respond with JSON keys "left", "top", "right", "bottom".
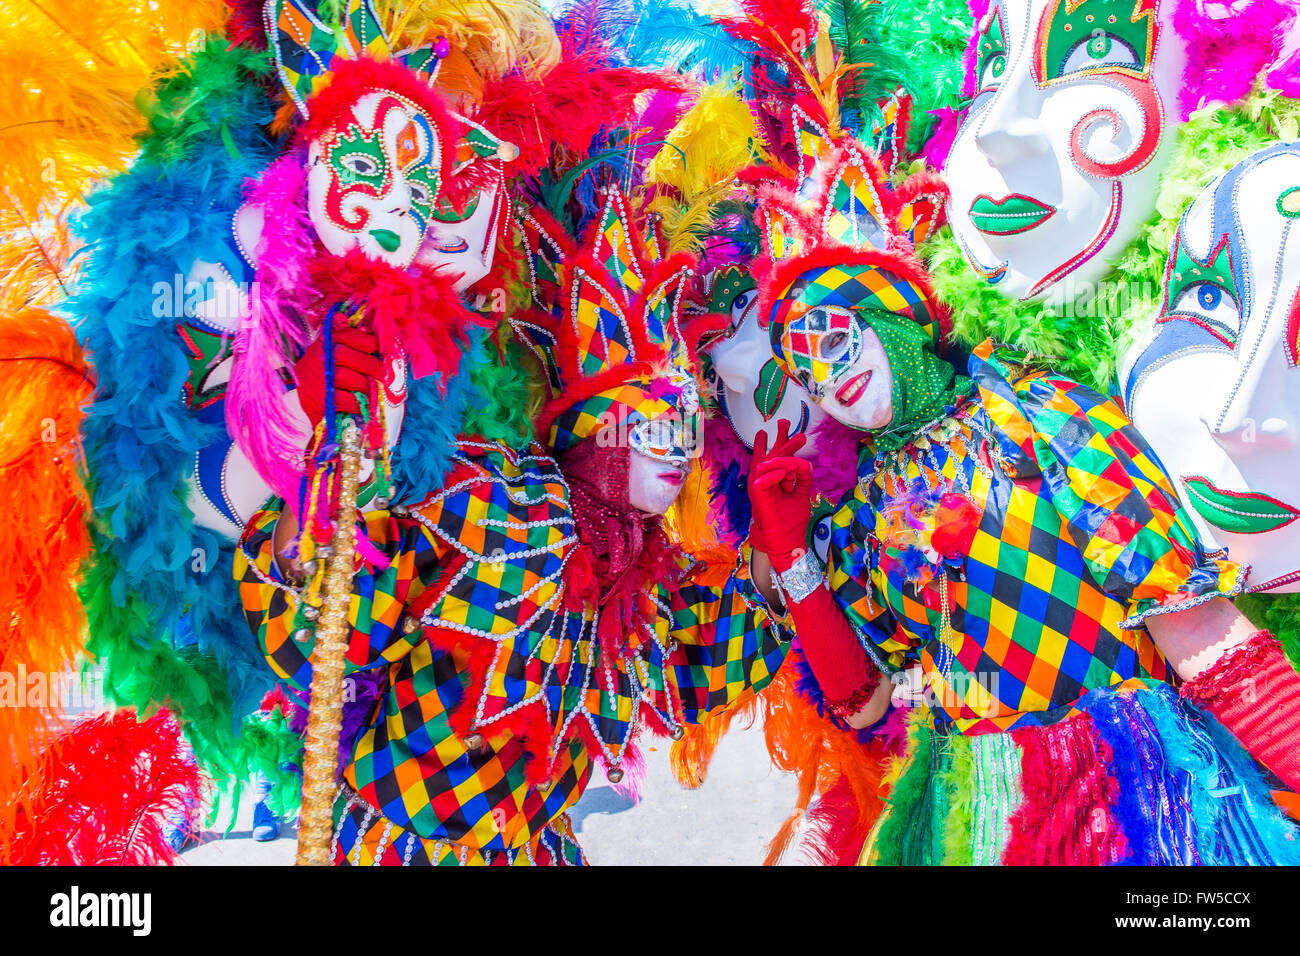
{"left": 295, "top": 416, "right": 363, "bottom": 866}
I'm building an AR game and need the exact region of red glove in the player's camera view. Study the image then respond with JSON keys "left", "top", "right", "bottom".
{"left": 747, "top": 419, "right": 812, "bottom": 569}
{"left": 293, "top": 325, "right": 386, "bottom": 430}
{"left": 747, "top": 420, "right": 881, "bottom": 715}
{"left": 1181, "top": 630, "right": 1300, "bottom": 793}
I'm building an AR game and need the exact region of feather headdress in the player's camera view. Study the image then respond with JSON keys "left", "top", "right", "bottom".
{"left": 506, "top": 185, "right": 728, "bottom": 455}
{"left": 510, "top": 185, "right": 717, "bottom": 454}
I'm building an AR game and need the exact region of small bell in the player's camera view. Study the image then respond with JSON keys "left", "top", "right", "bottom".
{"left": 606, "top": 767, "right": 624, "bottom": 784}
{"left": 303, "top": 605, "right": 320, "bottom": 622}
{"left": 374, "top": 496, "right": 390, "bottom": 510}
{"left": 496, "top": 141, "right": 519, "bottom": 162}
{"left": 462, "top": 733, "right": 484, "bottom": 750}
{"left": 391, "top": 505, "right": 409, "bottom": 518}
{"left": 401, "top": 616, "right": 422, "bottom": 634}
{"left": 669, "top": 725, "right": 685, "bottom": 741}
{"left": 316, "top": 545, "right": 333, "bottom": 561}
{"left": 301, "top": 559, "right": 318, "bottom": 578}
{"left": 292, "top": 628, "right": 313, "bottom": 644}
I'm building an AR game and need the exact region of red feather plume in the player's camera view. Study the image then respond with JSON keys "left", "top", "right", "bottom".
{"left": 477, "top": 50, "right": 682, "bottom": 177}
{"left": 9, "top": 709, "right": 203, "bottom": 866}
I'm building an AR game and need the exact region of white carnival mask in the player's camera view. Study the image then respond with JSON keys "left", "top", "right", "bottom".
{"left": 701, "top": 266, "right": 829, "bottom": 449}
{"left": 183, "top": 204, "right": 409, "bottom": 541}
{"left": 946, "top": 0, "right": 1186, "bottom": 304}
{"left": 307, "top": 90, "right": 445, "bottom": 269}
{"left": 418, "top": 171, "right": 506, "bottom": 295}
{"left": 1121, "top": 142, "right": 1300, "bottom": 592}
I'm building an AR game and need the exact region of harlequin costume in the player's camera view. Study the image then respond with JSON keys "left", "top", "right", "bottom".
{"left": 745, "top": 97, "right": 1300, "bottom": 863}
{"left": 0, "top": 0, "right": 682, "bottom": 861}
{"left": 235, "top": 185, "right": 791, "bottom": 865}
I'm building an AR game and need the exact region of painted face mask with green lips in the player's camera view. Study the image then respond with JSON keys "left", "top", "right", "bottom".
{"left": 1121, "top": 143, "right": 1300, "bottom": 593}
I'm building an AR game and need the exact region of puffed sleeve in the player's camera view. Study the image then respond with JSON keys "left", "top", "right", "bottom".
{"left": 234, "top": 500, "right": 447, "bottom": 692}
{"left": 974, "top": 345, "right": 1246, "bottom": 629}
{"left": 668, "top": 552, "right": 792, "bottom": 723}
{"left": 825, "top": 486, "right": 909, "bottom": 675}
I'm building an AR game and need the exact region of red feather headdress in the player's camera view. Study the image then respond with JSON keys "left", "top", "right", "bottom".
{"left": 509, "top": 186, "right": 721, "bottom": 453}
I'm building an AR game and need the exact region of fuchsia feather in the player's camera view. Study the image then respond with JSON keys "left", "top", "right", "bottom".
{"left": 807, "top": 416, "right": 863, "bottom": 502}
{"left": 1173, "top": 0, "right": 1300, "bottom": 117}
{"left": 227, "top": 153, "right": 316, "bottom": 502}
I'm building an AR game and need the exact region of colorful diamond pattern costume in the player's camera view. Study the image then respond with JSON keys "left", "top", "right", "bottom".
{"left": 236, "top": 172, "right": 793, "bottom": 863}
{"left": 237, "top": 440, "right": 787, "bottom": 864}
{"left": 827, "top": 341, "right": 1245, "bottom": 734}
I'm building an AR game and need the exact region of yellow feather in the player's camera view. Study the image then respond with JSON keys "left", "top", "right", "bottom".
{"left": 0, "top": 0, "right": 226, "bottom": 306}
{"left": 644, "top": 82, "right": 766, "bottom": 254}
{"left": 378, "top": 0, "right": 559, "bottom": 89}
{"left": 646, "top": 81, "right": 763, "bottom": 199}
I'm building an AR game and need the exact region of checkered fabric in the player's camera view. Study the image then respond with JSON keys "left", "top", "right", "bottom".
{"left": 511, "top": 187, "right": 702, "bottom": 456}
{"left": 591, "top": 188, "right": 647, "bottom": 298}
{"left": 827, "top": 341, "right": 1245, "bottom": 734}
{"left": 824, "top": 159, "right": 886, "bottom": 249}
{"left": 270, "top": 0, "right": 392, "bottom": 114}
{"left": 770, "top": 262, "right": 935, "bottom": 385}
{"left": 333, "top": 785, "right": 588, "bottom": 866}
{"left": 235, "top": 439, "right": 789, "bottom": 860}
{"left": 547, "top": 381, "right": 675, "bottom": 452}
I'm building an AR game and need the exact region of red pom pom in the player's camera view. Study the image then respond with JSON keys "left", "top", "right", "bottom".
{"left": 931, "top": 493, "right": 980, "bottom": 558}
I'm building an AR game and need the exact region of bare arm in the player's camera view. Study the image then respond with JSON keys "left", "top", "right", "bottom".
{"left": 845, "top": 672, "right": 894, "bottom": 728}
{"left": 750, "top": 549, "right": 782, "bottom": 610}
{"left": 1144, "top": 597, "right": 1258, "bottom": 681}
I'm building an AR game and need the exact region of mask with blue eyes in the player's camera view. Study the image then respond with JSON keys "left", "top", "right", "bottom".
{"left": 946, "top": 0, "right": 1187, "bottom": 304}
{"left": 1121, "top": 142, "right": 1300, "bottom": 593}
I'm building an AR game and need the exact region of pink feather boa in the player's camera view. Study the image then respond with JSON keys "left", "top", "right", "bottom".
{"left": 227, "top": 154, "right": 489, "bottom": 502}
{"left": 228, "top": 154, "right": 315, "bottom": 501}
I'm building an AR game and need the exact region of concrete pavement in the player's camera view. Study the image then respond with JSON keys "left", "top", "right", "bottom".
{"left": 180, "top": 718, "right": 804, "bottom": 866}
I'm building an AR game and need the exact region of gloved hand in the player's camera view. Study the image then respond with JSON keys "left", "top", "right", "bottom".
{"left": 748, "top": 420, "right": 886, "bottom": 726}
{"left": 747, "top": 419, "right": 811, "bottom": 570}
{"left": 293, "top": 324, "right": 386, "bottom": 431}
{"left": 1181, "top": 630, "right": 1300, "bottom": 793}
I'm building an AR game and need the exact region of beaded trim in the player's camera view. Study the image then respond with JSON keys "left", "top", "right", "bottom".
{"left": 774, "top": 549, "right": 826, "bottom": 605}
{"left": 1118, "top": 557, "right": 1249, "bottom": 630}
{"left": 824, "top": 673, "right": 879, "bottom": 721}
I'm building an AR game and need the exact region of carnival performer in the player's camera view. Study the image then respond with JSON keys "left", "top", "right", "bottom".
{"left": 2, "top": 0, "right": 695, "bottom": 860}
{"left": 234, "top": 185, "right": 796, "bottom": 865}
{"left": 737, "top": 104, "right": 1300, "bottom": 862}
{"left": 635, "top": 0, "right": 952, "bottom": 864}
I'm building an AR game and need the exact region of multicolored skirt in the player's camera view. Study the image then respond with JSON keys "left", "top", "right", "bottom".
{"left": 862, "top": 681, "right": 1300, "bottom": 865}
{"left": 330, "top": 786, "right": 587, "bottom": 866}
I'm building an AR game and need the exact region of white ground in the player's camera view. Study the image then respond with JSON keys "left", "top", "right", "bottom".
{"left": 179, "top": 718, "right": 805, "bottom": 866}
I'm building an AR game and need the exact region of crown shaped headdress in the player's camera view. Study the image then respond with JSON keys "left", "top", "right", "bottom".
{"left": 267, "top": 0, "right": 516, "bottom": 169}
{"left": 753, "top": 103, "right": 950, "bottom": 398}
{"left": 511, "top": 185, "right": 714, "bottom": 457}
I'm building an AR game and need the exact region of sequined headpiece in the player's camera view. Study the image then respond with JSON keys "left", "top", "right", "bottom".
{"left": 267, "top": 0, "right": 516, "bottom": 167}
{"left": 511, "top": 185, "right": 710, "bottom": 459}
{"left": 754, "top": 105, "right": 950, "bottom": 400}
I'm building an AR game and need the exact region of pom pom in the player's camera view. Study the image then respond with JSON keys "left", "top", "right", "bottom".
{"left": 932, "top": 492, "right": 980, "bottom": 558}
